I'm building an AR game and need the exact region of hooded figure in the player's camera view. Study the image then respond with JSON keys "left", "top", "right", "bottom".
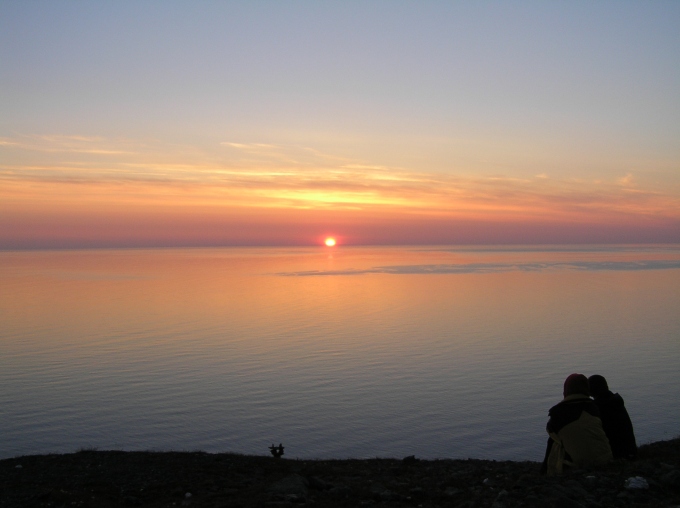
{"left": 541, "top": 374, "right": 613, "bottom": 475}
{"left": 588, "top": 375, "right": 637, "bottom": 459}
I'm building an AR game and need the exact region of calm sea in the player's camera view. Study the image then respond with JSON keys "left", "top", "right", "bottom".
{"left": 1, "top": 245, "right": 679, "bottom": 461}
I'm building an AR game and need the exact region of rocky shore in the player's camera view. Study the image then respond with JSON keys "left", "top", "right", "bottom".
{"left": 1, "top": 438, "right": 678, "bottom": 507}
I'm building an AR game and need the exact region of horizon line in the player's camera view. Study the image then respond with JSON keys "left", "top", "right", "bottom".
{"left": 2, "top": 241, "right": 680, "bottom": 253}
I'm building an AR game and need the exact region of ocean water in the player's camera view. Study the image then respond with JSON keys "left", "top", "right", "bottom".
{"left": 1, "top": 245, "right": 679, "bottom": 461}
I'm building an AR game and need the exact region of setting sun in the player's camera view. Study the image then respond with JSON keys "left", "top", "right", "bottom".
{"left": 325, "top": 237, "right": 336, "bottom": 247}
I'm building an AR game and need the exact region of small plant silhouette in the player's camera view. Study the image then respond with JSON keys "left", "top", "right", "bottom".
{"left": 269, "top": 443, "right": 284, "bottom": 458}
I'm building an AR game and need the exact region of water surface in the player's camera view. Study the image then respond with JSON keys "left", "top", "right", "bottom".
{"left": 1, "top": 245, "right": 679, "bottom": 460}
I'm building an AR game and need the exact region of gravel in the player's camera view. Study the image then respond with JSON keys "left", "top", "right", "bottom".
{"left": 1, "top": 438, "right": 678, "bottom": 507}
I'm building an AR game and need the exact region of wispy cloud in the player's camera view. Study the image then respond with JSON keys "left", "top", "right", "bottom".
{"left": 618, "top": 173, "right": 635, "bottom": 187}
{"left": 278, "top": 260, "right": 680, "bottom": 277}
{"left": 0, "top": 135, "right": 135, "bottom": 155}
{"left": 2, "top": 134, "right": 679, "bottom": 221}
{"left": 220, "top": 142, "right": 277, "bottom": 150}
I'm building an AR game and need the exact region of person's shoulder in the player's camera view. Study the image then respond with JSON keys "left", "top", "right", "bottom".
{"left": 581, "top": 397, "right": 601, "bottom": 414}
{"left": 612, "top": 392, "right": 625, "bottom": 403}
{"left": 549, "top": 395, "right": 591, "bottom": 414}
{"left": 598, "top": 392, "right": 625, "bottom": 409}
{"left": 548, "top": 399, "right": 567, "bottom": 415}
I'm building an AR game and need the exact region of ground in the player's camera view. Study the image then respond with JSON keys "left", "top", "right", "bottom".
{"left": 1, "top": 439, "right": 679, "bottom": 507}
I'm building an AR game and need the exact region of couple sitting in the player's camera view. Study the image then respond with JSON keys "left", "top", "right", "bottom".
{"left": 541, "top": 373, "right": 637, "bottom": 476}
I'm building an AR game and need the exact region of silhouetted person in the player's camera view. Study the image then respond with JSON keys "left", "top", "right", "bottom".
{"left": 541, "top": 373, "right": 612, "bottom": 475}
{"left": 588, "top": 375, "right": 637, "bottom": 459}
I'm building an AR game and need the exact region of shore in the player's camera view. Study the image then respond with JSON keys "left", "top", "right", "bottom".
{"left": 1, "top": 438, "right": 678, "bottom": 507}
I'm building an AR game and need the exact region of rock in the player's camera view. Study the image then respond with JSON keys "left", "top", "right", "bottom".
{"left": 624, "top": 476, "right": 649, "bottom": 489}
{"left": 444, "top": 486, "right": 462, "bottom": 497}
{"left": 455, "top": 502, "right": 476, "bottom": 508}
{"left": 369, "top": 482, "right": 401, "bottom": 501}
{"left": 554, "top": 498, "right": 586, "bottom": 508}
{"left": 307, "top": 476, "right": 330, "bottom": 490}
{"left": 524, "top": 494, "right": 542, "bottom": 507}
{"left": 328, "top": 484, "right": 351, "bottom": 499}
{"left": 123, "top": 495, "right": 142, "bottom": 506}
{"left": 379, "top": 489, "right": 400, "bottom": 501}
{"left": 564, "top": 479, "right": 589, "bottom": 497}
{"left": 285, "top": 494, "right": 306, "bottom": 503}
{"left": 513, "top": 473, "right": 535, "bottom": 488}
{"left": 269, "top": 474, "right": 309, "bottom": 499}
{"left": 660, "top": 468, "right": 680, "bottom": 487}
{"left": 552, "top": 483, "right": 576, "bottom": 498}
{"left": 368, "top": 482, "right": 386, "bottom": 495}
{"left": 492, "top": 489, "right": 510, "bottom": 508}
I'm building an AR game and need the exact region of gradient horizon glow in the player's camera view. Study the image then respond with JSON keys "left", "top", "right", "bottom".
{"left": 1, "top": 2, "right": 679, "bottom": 248}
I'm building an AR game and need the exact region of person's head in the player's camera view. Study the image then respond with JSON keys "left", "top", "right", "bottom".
{"left": 588, "top": 375, "right": 609, "bottom": 398}
{"left": 563, "top": 373, "right": 590, "bottom": 397}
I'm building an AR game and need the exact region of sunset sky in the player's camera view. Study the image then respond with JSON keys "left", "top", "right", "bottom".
{"left": 1, "top": 1, "right": 679, "bottom": 248}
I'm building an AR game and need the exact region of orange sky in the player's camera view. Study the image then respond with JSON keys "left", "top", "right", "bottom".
{"left": 2, "top": 3, "right": 679, "bottom": 248}
{"left": 1, "top": 135, "right": 678, "bottom": 248}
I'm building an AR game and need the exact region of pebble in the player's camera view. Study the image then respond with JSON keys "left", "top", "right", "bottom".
{"left": 624, "top": 476, "right": 649, "bottom": 490}
{"left": 1, "top": 439, "right": 678, "bottom": 507}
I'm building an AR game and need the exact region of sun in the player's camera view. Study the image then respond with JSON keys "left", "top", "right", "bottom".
{"left": 324, "top": 237, "right": 336, "bottom": 247}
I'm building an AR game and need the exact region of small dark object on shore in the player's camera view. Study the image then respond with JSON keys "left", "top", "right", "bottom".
{"left": 269, "top": 443, "right": 284, "bottom": 458}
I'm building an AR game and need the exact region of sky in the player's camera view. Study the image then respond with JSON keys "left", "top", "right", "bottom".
{"left": 1, "top": 1, "right": 679, "bottom": 248}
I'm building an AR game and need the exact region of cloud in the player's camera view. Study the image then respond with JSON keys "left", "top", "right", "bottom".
{"left": 220, "top": 142, "right": 277, "bottom": 150}
{"left": 433, "top": 245, "right": 680, "bottom": 254}
{"left": 618, "top": 173, "right": 635, "bottom": 186}
{"left": 0, "top": 134, "right": 134, "bottom": 155}
{"left": 2, "top": 135, "right": 680, "bottom": 223}
{"left": 220, "top": 141, "right": 356, "bottom": 169}
{"left": 277, "top": 260, "right": 680, "bottom": 277}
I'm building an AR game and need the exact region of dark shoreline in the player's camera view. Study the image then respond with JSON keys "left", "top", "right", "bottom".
{"left": 2, "top": 438, "right": 678, "bottom": 507}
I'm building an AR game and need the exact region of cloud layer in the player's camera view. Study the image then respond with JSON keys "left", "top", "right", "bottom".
{"left": 1, "top": 134, "right": 679, "bottom": 248}
{"left": 278, "top": 260, "right": 680, "bottom": 277}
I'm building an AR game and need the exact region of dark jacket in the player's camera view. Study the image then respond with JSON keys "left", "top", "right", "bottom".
{"left": 593, "top": 390, "right": 637, "bottom": 459}
{"left": 542, "top": 394, "right": 613, "bottom": 475}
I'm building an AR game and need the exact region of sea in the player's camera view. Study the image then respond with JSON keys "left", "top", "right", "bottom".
{"left": 1, "top": 245, "right": 679, "bottom": 461}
